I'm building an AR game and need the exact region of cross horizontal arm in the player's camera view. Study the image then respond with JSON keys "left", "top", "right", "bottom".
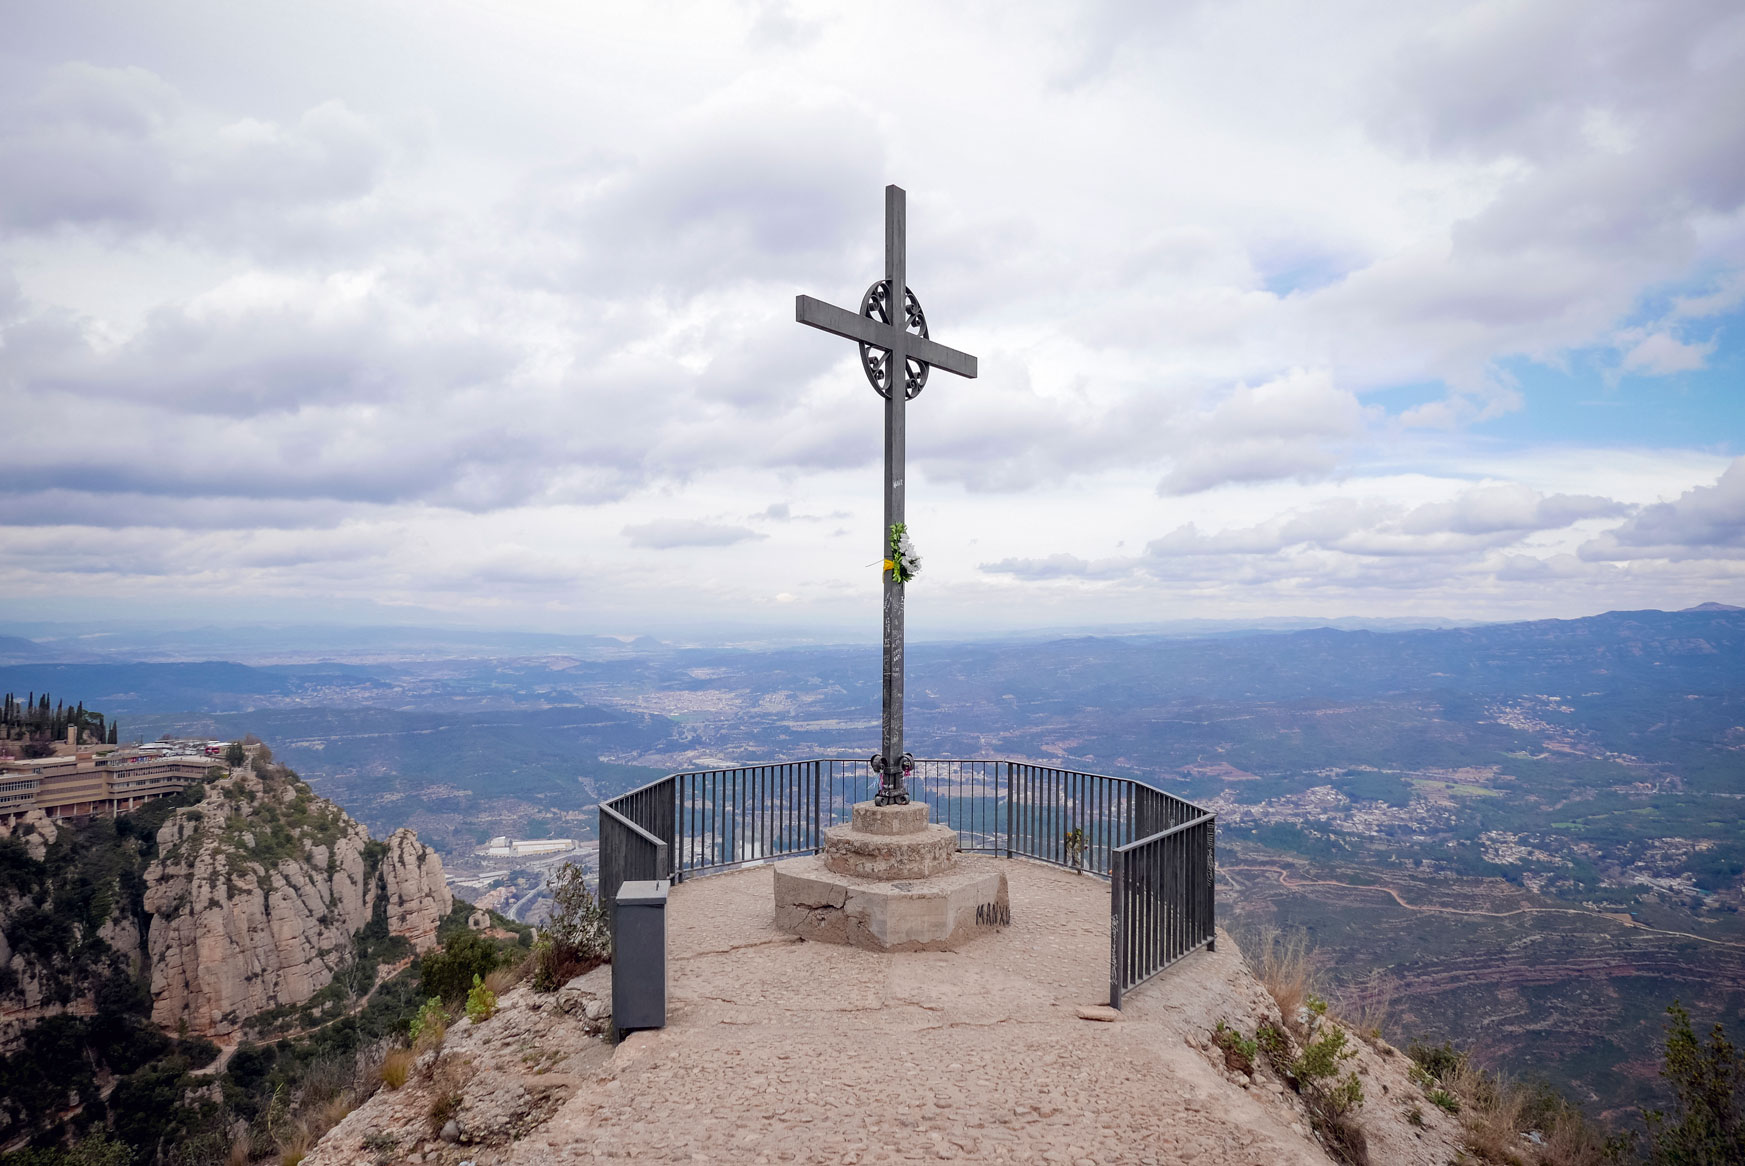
{"left": 908, "top": 333, "right": 977, "bottom": 380}
{"left": 796, "top": 295, "right": 887, "bottom": 348}
{"left": 795, "top": 295, "right": 978, "bottom": 380}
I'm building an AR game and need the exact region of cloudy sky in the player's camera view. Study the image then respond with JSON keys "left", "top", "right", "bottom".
{"left": 2, "top": 0, "right": 1742, "bottom": 639}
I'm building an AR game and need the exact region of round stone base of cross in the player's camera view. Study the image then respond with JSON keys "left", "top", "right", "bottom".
{"left": 822, "top": 823, "right": 958, "bottom": 880}
{"left": 849, "top": 800, "right": 930, "bottom": 835}
{"left": 822, "top": 800, "right": 956, "bottom": 881}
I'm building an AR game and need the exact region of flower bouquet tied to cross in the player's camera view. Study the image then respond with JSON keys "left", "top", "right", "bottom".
{"left": 888, "top": 523, "right": 922, "bottom": 584}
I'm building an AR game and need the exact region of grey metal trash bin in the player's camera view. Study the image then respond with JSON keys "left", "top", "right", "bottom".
{"left": 612, "top": 879, "right": 669, "bottom": 1035}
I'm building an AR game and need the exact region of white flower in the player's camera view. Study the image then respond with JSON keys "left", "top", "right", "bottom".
{"left": 890, "top": 524, "right": 922, "bottom": 581}
{"left": 897, "top": 532, "right": 921, "bottom": 576}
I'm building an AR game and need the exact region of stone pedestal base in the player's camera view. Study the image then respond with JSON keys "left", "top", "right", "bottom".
{"left": 822, "top": 821, "right": 958, "bottom": 880}
{"left": 772, "top": 854, "right": 1010, "bottom": 951}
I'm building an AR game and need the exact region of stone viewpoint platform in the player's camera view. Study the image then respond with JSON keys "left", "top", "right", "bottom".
{"left": 773, "top": 800, "right": 1009, "bottom": 950}
{"left": 309, "top": 860, "right": 1466, "bottom": 1165}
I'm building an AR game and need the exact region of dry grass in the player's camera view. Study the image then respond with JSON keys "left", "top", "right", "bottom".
{"left": 379, "top": 1047, "right": 414, "bottom": 1090}
{"left": 1452, "top": 1063, "right": 1530, "bottom": 1166}
{"left": 228, "top": 1133, "right": 252, "bottom": 1166}
{"left": 257, "top": 1041, "right": 388, "bottom": 1164}
{"left": 426, "top": 1052, "right": 471, "bottom": 1133}
{"left": 1335, "top": 972, "right": 1393, "bottom": 1044}
{"left": 1411, "top": 1045, "right": 1613, "bottom": 1166}
{"left": 315, "top": 1094, "right": 354, "bottom": 1132}
{"left": 1251, "top": 928, "right": 1315, "bottom": 1030}
{"left": 1536, "top": 1107, "right": 1614, "bottom": 1166}
{"left": 485, "top": 957, "right": 528, "bottom": 996}
{"left": 276, "top": 1124, "right": 310, "bottom": 1166}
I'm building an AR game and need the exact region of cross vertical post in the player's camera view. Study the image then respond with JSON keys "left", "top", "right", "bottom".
{"left": 794, "top": 184, "right": 978, "bottom": 806}
{"left": 881, "top": 186, "right": 907, "bottom": 799}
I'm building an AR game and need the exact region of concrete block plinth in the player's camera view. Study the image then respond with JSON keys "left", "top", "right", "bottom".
{"left": 772, "top": 854, "right": 1010, "bottom": 951}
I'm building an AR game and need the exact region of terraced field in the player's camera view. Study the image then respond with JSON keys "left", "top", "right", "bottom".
{"left": 1222, "top": 846, "right": 1745, "bottom": 1120}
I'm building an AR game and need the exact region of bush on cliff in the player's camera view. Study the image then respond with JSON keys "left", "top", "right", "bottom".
{"left": 465, "top": 974, "right": 498, "bottom": 1024}
{"left": 532, "top": 861, "right": 610, "bottom": 992}
{"left": 419, "top": 931, "right": 500, "bottom": 1003}
{"left": 1640, "top": 1001, "right": 1743, "bottom": 1165}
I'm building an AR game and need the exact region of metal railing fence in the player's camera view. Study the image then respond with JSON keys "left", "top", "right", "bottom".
{"left": 597, "top": 757, "right": 1214, "bottom": 1005}
{"left": 597, "top": 799, "right": 668, "bottom": 944}
{"left": 1110, "top": 812, "right": 1216, "bottom": 1008}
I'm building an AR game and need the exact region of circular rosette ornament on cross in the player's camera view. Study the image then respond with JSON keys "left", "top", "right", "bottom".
{"left": 886, "top": 523, "right": 921, "bottom": 585}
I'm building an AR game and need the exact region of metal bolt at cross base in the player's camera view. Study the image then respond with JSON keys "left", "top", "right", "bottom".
{"left": 796, "top": 185, "right": 978, "bottom": 805}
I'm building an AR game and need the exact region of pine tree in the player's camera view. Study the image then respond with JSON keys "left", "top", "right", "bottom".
{"left": 1644, "top": 1001, "right": 1744, "bottom": 1164}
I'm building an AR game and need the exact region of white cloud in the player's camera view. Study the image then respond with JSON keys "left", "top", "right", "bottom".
{"left": 0, "top": 2, "right": 1741, "bottom": 629}
{"left": 1157, "top": 368, "right": 1366, "bottom": 495}
{"left": 622, "top": 520, "right": 766, "bottom": 550}
{"left": 1618, "top": 330, "right": 1716, "bottom": 376}
{"left": 1582, "top": 457, "right": 1745, "bottom": 560}
{"left": 0, "top": 64, "right": 387, "bottom": 242}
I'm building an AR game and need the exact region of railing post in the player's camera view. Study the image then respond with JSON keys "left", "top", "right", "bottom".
{"left": 1205, "top": 820, "right": 1216, "bottom": 951}
{"left": 1109, "top": 847, "right": 1126, "bottom": 1009}
{"left": 1004, "top": 761, "right": 1013, "bottom": 858}
{"left": 811, "top": 761, "right": 821, "bottom": 853}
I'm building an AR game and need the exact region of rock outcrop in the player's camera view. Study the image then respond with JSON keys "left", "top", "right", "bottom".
{"left": 0, "top": 809, "right": 58, "bottom": 861}
{"left": 1, "top": 810, "right": 126, "bottom": 1051}
{"left": 376, "top": 826, "right": 451, "bottom": 951}
{"left": 143, "top": 765, "right": 452, "bottom": 1036}
{"left": 309, "top": 967, "right": 615, "bottom": 1164}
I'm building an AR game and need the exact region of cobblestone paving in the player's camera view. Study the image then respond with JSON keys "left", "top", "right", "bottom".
{"left": 502, "top": 862, "right": 1345, "bottom": 1165}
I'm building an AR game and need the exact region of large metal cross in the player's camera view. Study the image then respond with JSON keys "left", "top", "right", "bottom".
{"left": 796, "top": 184, "right": 978, "bottom": 805}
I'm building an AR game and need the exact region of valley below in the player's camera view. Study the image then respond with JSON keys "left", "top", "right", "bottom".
{"left": 8, "top": 605, "right": 1743, "bottom": 1121}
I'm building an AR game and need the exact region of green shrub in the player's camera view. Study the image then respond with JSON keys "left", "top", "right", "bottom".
{"left": 175, "top": 1036, "right": 222, "bottom": 1069}
{"left": 1293, "top": 1024, "right": 1354, "bottom": 1084}
{"left": 419, "top": 932, "right": 500, "bottom": 1003}
{"left": 1323, "top": 1071, "right": 1364, "bottom": 1116}
{"left": 1211, "top": 1020, "right": 1259, "bottom": 1075}
{"left": 1063, "top": 827, "right": 1086, "bottom": 868}
{"left": 465, "top": 975, "right": 497, "bottom": 1025}
{"left": 408, "top": 998, "right": 447, "bottom": 1049}
{"left": 1642, "top": 1001, "right": 1744, "bottom": 1165}
{"left": 1280, "top": 1017, "right": 1368, "bottom": 1166}
{"left": 1256, "top": 1021, "right": 1294, "bottom": 1078}
{"left": 1405, "top": 1039, "right": 1465, "bottom": 1083}
{"left": 1428, "top": 1087, "right": 1460, "bottom": 1114}
{"left": 226, "top": 1041, "right": 279, "bottom": 1092}
{"left": 531, "top": 862, "right": 611, "bottom": 992}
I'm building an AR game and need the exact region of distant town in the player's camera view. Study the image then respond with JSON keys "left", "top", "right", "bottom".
{"left": 446, "top": 833, "right": 592, "bottom": 923}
